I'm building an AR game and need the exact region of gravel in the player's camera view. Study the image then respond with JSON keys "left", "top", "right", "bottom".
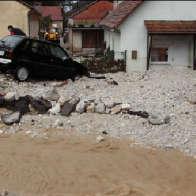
{"left": 0, "top": 66, "right": 195, "bottom": 157}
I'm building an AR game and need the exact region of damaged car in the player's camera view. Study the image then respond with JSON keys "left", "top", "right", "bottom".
{"left": 0, "top": 35, "right": 88, "bottom": 81}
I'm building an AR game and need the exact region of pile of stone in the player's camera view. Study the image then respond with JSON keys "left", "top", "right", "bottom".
{"left": 0, "top": 92, "right": 52, "bottom": 125}
{"left": 0, "top": 88, "right": 171, "bottom": 126}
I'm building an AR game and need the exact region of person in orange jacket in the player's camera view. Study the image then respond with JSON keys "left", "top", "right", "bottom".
{"left": 44, "top": 28, "right": 60, "bottom": 44}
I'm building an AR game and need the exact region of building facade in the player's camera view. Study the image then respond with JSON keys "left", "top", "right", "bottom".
{"left": 36, "top": 6, "right": 64, "bottom": 33}
{"left": 0, "top": 0, "right": 40, "bottom": 38}
{"left": 101, "top": 1, "right": 196, "bottom": 72}
{"left": 68, "top": 0, "right": 113, "bottom": 55}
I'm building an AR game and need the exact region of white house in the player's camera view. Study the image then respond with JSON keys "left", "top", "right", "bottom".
{"left": 100, "top": 0, "right": 196, "bottom": 72}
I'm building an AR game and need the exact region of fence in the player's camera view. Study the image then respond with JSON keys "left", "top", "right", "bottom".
{"left": 77, "top": 50, "right": 127, "bottom": 74}
{"left": 114, "top": 50, "right": 127, "bottom": 62}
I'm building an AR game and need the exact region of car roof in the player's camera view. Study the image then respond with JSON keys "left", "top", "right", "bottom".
{"left": 3, "top": 35, "right": 59, "bottom": 46}
{"left": 28, "top": 37, "right": 60, "bottom": 46}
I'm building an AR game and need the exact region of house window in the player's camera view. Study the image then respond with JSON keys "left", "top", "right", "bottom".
{"left": 151, "top": 48, "right": 168, "bottom": 62}
{"left": 132, "top": 50, "right": 137, "bottom": 60}
{"left": 82, "top": 30, "right": 104, "bottom": 48}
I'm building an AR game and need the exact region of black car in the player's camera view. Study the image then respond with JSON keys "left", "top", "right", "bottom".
{"left": 0, "top": 35, "right": 88, "bottom": 81}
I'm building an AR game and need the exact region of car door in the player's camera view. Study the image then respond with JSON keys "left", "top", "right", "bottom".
{"left": 14, "top": 39, "right": 33, "bottom": 67}
{"left": 27, "top": 40, "right": 53, "bottom": 77}
{"left": 48, "top": 44, "right": 76, "bottom": 79}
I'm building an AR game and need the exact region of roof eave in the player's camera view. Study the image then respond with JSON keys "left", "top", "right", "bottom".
{"left": 100, "top": 25, "right": 120, "bottom": 33}
{"left": 17, "top": 0, "right": 33, "bottom": 9}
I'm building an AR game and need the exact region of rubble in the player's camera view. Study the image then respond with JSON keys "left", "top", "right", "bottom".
{"left": 1, "top": 112, "right": 21, "bottom": 125}
{"left": 4, "top": 92, "right": 16, "bottom": 102}
{"left": 148, "top": 113, "right": 170, "bottom": 125}
{"left": 121, "top": 103, "right": 131, "bottom": 110}
{"left": 110, "top": 105, "right": 122, "bottom": 115}
{"left": 54, "top": 119, "right": 64, "bottom": 127}
{"left": 0, "top": 67, "right": 195, "bottom": 157}
{"left": 13, "top": 96, "right": 30, "bottom": 114}
{"left": 60, "top": 100, "right": 77, "bottom": 116}
{"left": 128, "top": 111, "right": 149, "bottom": 118}
{"left": 86, "top": 102, "right": 95, "bottom": 113}
{"left": 29, "top": 97, "right": 52, "bottom": 114}
{"left": 106, "top": 78, "right": 118, "bottom": 85}
{"left": 76, "top": 100, "right": 87, "bottom": 113}
{"left": 104, "top": 101, "right": 117, "bottom": 109}
{"left": 96, "top": 135, "right": 105, "bottom": 143}
{"left": 95, "top": 102, "right": 106, "bottom": 114}
{"left": 43, "top": 87, "right": 60, "bottom": 101}
{"left": 49, "top": 103, "right": 61, "bottom": 115}
{"left": 188, "top": 92, "right": 196, "bottom": 104}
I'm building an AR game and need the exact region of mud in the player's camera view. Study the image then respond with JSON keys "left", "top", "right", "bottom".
{"left": 0, "top": 134, "right": 195, "bottom": 196}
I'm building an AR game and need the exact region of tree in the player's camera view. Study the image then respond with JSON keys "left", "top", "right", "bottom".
{"left": 40, "top": 15, "right": 52, "bottom": 31}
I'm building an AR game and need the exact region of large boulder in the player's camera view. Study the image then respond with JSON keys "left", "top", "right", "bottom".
{"left": 148, "top": 113, "right": 170, "bottom": 125}
{"left": 49, "top": 103, "right": 61, "bottom": 115}
{"left": 13, "top": 96, "right": 30, "bottom": 114}
{"left": 1, "top": 112, "right": 21, "bottom": 125}
{"left": 60, "top": 102, "right": 75, "bottom": 116}
{"left": 29, "top": 97, "right": 52, "bottom": 114}
{"left": 110, "top": 105, "right": 122, "bottom": 115}
{"left": 0, "top": 95, "right": 30, "bottom": 114}
{"left": 60, "top": 97, "right": 80, "bottom": 116}
{"left": 76, "top": 100, "right": 88, "bottom": 114}
{"left": 95, "top": 102, "right": 106, "bottom": 114}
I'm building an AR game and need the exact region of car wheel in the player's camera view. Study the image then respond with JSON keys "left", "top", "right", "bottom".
{"left": 16, "top": 67, "right": 30, "bottom": 81}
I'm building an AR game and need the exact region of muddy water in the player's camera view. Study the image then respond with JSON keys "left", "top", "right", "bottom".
{"left": 0, "top": 134, "right": 195, "bottom": 196}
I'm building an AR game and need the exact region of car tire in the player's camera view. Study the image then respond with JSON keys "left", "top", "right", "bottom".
{"left": 16, "top": 66, "right": 30, "bottom": 81}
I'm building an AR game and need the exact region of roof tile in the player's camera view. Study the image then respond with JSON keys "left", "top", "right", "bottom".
{"left": 145, "top": 20, "right": 196, "bottom": 33}
{"left": 38, "top": 6, "right": 63, "bottom": 21}
{"left": 73, "top": 0, "right": 113, "bottom": 23}
{"left": 100, "top": 0, "right": 143, "bottom": 29}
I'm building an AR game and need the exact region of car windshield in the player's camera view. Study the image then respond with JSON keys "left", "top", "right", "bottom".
{"left": 1, "top": 36, "right": 24, "bottom": 48}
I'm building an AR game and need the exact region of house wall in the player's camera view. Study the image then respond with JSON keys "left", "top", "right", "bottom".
{"left": 52, "top": 21, "right": 63, "bottom": 33}
{"left": 151, "top": 35, "right": 193, "bottom": 67}
{"left": 117, "top": 1, "right": 196, "bottom": 72}
{"left": 104, "top": 30, "right": 120, "bottom": 51}
{"left": 104, "top": 30, "right": 122, "bottom": 60}
{"left": 0, "top": 1, "right": 29, "bottom": 38}
{"left": 29, "top": 13, "right": 40, "bottom": 38}
{"left": 69, "top": 30, "right": 82, "bottom": 52}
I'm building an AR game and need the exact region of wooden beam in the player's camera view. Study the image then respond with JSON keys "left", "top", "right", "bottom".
{"left": 147, "top": 33, "right": 152, "bottom": 70}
